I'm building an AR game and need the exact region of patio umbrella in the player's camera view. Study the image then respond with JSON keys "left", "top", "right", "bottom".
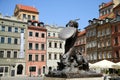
{"left": 112, "top": 62, "right": 120, "bottom": 69}
{"left": 90, "top": 60, "right": 115, "bottom": 69}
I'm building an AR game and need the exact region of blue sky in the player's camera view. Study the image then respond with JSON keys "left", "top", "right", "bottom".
{"left": 0, "top": 0, "right": 111, "bottom": 30}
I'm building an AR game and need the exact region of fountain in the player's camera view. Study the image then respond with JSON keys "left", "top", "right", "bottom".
{"left": 44, "top": 20, "right": 103, "bottom": 80}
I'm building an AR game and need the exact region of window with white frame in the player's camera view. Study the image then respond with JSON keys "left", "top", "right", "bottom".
{"left": 106, "top": 28, "right": 110, "bottom": 35}
{"left": 0, "top": 51, "right": 4, "bottom": 58}
{"left": 7, "top": 51, "right": 11, "bottom": 58}
{"left": 1, "top": 26, "right": 5, "bottom": 31}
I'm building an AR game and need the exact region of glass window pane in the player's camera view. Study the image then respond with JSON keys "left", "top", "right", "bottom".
{"left": 2, "top": 26, "right": 5, "bottom": 31}
{"left": 21, "top": 28, "right": 24, "bottom": 33}
{"left": 0, "top": 67, "right": 3, "bottom": 72}
{"left": 41, "top": 44, "right": 44, "bottom": 50}
{"left": 35, "top": 44, "right": 39, "bottom": 50}
{"left": 41, "top": 33, "right": 45, "bottom": 38}
{"left": 35, "top": 55, "right": 38, "bottom": 61}
{"left": 14, "top": 51, "right": 17, "bottom": 58}
{"left": 8, "top": 37, "right": 11, "bottom": 44}
{"left": 41, "top": 55, "right": 44, "bottom": 61}
{"left": 8, "top": 27, "right": 12, "bottom": 32}
{"left": 1, "top": 37, "right": 5, "bottom": 43}
{"left": 29, "top": 43, "right": 32, "bottom": 50}
{"left": 5, "top": 67, "right": 8, "bottom": 72}
{"left": 15, "top": 28, "right": 18, "bottom": 33}
{"left": 29, "top": 66, "right": 36, "bottom": 72}
{"left": 0, "top": 51, "right": 4, "bottom": 58}
{"left": 29, "top": 32, "right": 32, "bottom": 36}
{"left": 14, "top": 38, "right": 17, "bottom": 44}
{"left": 29, "top": 54, "right": 32, "bottom": 61}
{"left": 7, "top": 51, "right": 11, "bottom": 58}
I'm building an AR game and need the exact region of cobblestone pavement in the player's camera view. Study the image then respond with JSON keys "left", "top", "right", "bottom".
{"left": 1, "top": 76, "right": 43, "bottom": 80}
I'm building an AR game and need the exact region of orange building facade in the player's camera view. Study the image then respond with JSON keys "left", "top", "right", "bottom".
{"left": 75, "top": 30, "right": 86, "bottom": 57}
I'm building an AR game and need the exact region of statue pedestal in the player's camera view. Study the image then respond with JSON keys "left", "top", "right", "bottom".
{"left": 44, "top": 77, "right": 104, "bottom": 80}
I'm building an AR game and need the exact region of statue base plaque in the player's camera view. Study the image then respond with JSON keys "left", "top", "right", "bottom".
{"left": 44, "top": 77, "right": 103, "bottom": 80}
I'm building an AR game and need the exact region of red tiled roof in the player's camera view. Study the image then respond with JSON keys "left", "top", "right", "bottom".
{"left": 113, "top": 3, "right": 120, "bottom": 11}
{"left": 99, "top": 14, "right": 110, "bottom": 20}
{"left": 17, "top": 4, "right": 39, "bottom": 13}
{"left": 77, "top": 30, "right": 86, "bottom": 37}
{"left": 100, "top": 1, "right": 113, "bottom": 10}
{"left": 99, "top": 12, "right": 115, "bottom": 20}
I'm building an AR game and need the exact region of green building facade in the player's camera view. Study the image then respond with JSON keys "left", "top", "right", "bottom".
{"left": 0, "top": 14, "right": 27, "bottom": 77}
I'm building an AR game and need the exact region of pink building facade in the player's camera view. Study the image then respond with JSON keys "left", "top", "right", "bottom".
{"left": 26, "top": 20, "right": 47, "bottom": 76}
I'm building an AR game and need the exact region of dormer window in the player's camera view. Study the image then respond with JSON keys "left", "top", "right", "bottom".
{"left": 100, "top": 20, "right": 103, "bottom": 24}
{"left": 105, "top": 18, "right": 109, "bottom": 23}
{"left": 93, "top": 18, "right": 97, "bottom": 24}
{"left": 39, "top": 22, "right": 44, "bottom": 27}
{"left": 33, "top": 22, "right": 38, "bottom": 26}
{"left": 28, "top": 20, "right": 32, "bottom": 26}
{"left": 88, "top": 20, "right": 93, "bottom": 25}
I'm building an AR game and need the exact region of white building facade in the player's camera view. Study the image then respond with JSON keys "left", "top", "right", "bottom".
{"left": 45, "top": 25, "right": 65, "bottom": 74}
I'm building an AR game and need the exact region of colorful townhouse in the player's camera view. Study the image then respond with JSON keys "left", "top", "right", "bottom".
{"left": 14, "top": 4, "right": 47, "bottom": 76}
{"left": 45, "top": 25, "right": 65, "bottom": 74}
{"left": 85, "top": 0, "right": 120, "bottom": 63}
{"left": 0, "top": 14, "right": 27, "bottom": 77}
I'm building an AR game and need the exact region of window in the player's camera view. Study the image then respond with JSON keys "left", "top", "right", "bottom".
{"left": 60, "top": 43, "right": 62, "bottom": 48}
{"left": 15, "top": 27, "right": 18, "bottom": 33}
{"left": 103, "top": 52, "right": 107, "bottom": 59}
{"left": 21, "top": 28, "right": 24, "bottom": 33}
{"left": 29, "top": 32, "right": 33, "bottom": 36}
{"left": 29, "top": 66, "right": 36, "bottom": 72}
{"left": 14, "top": 51, "right": 17, "bottom": 58}
{"left": 23, "top": 14, "right": 26, "bottom": 19}
{"left": 28, "top": 15, "right": 31, "bottom": 20}
{"left": 116, "top": 51, "right": 119, "bottom": 58}
{"left": 35, "top": 43, "right": 39, "bottom": 50}
{"left": 54, "top": 43, "right": 57, "bottom": 48}
{"left": 54, "top": 54, "right": 57, "bottom": 60}
{"left": 8, "top": 27, "right": 12, "bottom": 32}
{"left": 0, "top": 67, "right": 3, "bottom": 72}
{"left": 35, "top": 55, "right": 38, "bottom": 61}
{"left": 41, "top": 44, "right": 45, "bottom": 50}
{"left": 32, "top": 16, "right": 35, "bottom": 20}
{"left": 1, "top": 37, "right": 5, "bottom": 43}
{"left": 115, "top": 37, "right": 118, "bottom": 45}
{"left": 5, "top": 67, "right": 8, "bottom": 72}
{"left": 29, "top": 43, "right": 32, "bottom": 50}
{"left": 98, "top": 52, "right": 102, "bottom": 59}
{"left": 35, "top": 32, "right": 39, "bottom": 37}
{"left": 43, "top": 66, "right": 45, "bottom": 74}
{"left": 115, "top": 25, "right": 118, "bottom": 32}
{"left": 29, "top": 54, "right": 32, "bottom": 61}
{"left": 106, "top": 28, "right": 110, "bottom": 35}
{"left": 41, "top": 55, "right": 44, "bottom": 61}
{"left": 8, "top": 37, "right": 11, "bottom": 44}
{"left": 0, "top": 51, "right": 4, "bottom": 58}
{"left": 108, "top": 52, "right": 112, "bottom": 58}
{"left": 49, "top": 42, "right": 52, "bottom": 48}
{"left": 48, "top": 33, "right": 50, "bottom": 37}
{"left": 41, "top": 33, "right": 45, "bottom": 38}
{"left": 14, "top": 38, "right": 18, "bottom": 44}
{"left": 59, "top": 54, "right": 62, "bottom": 59}
{"left": 53, "top": 33, "right": 55, "bottom": 37}
{"left": 7, "top": 51, "right": 11, "bottom": 58}
{"left": 1, "top": 26, "right": 5, "bottom": 31}
{"left": 49, "top": 53, "right": 51, "bottom": 59}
